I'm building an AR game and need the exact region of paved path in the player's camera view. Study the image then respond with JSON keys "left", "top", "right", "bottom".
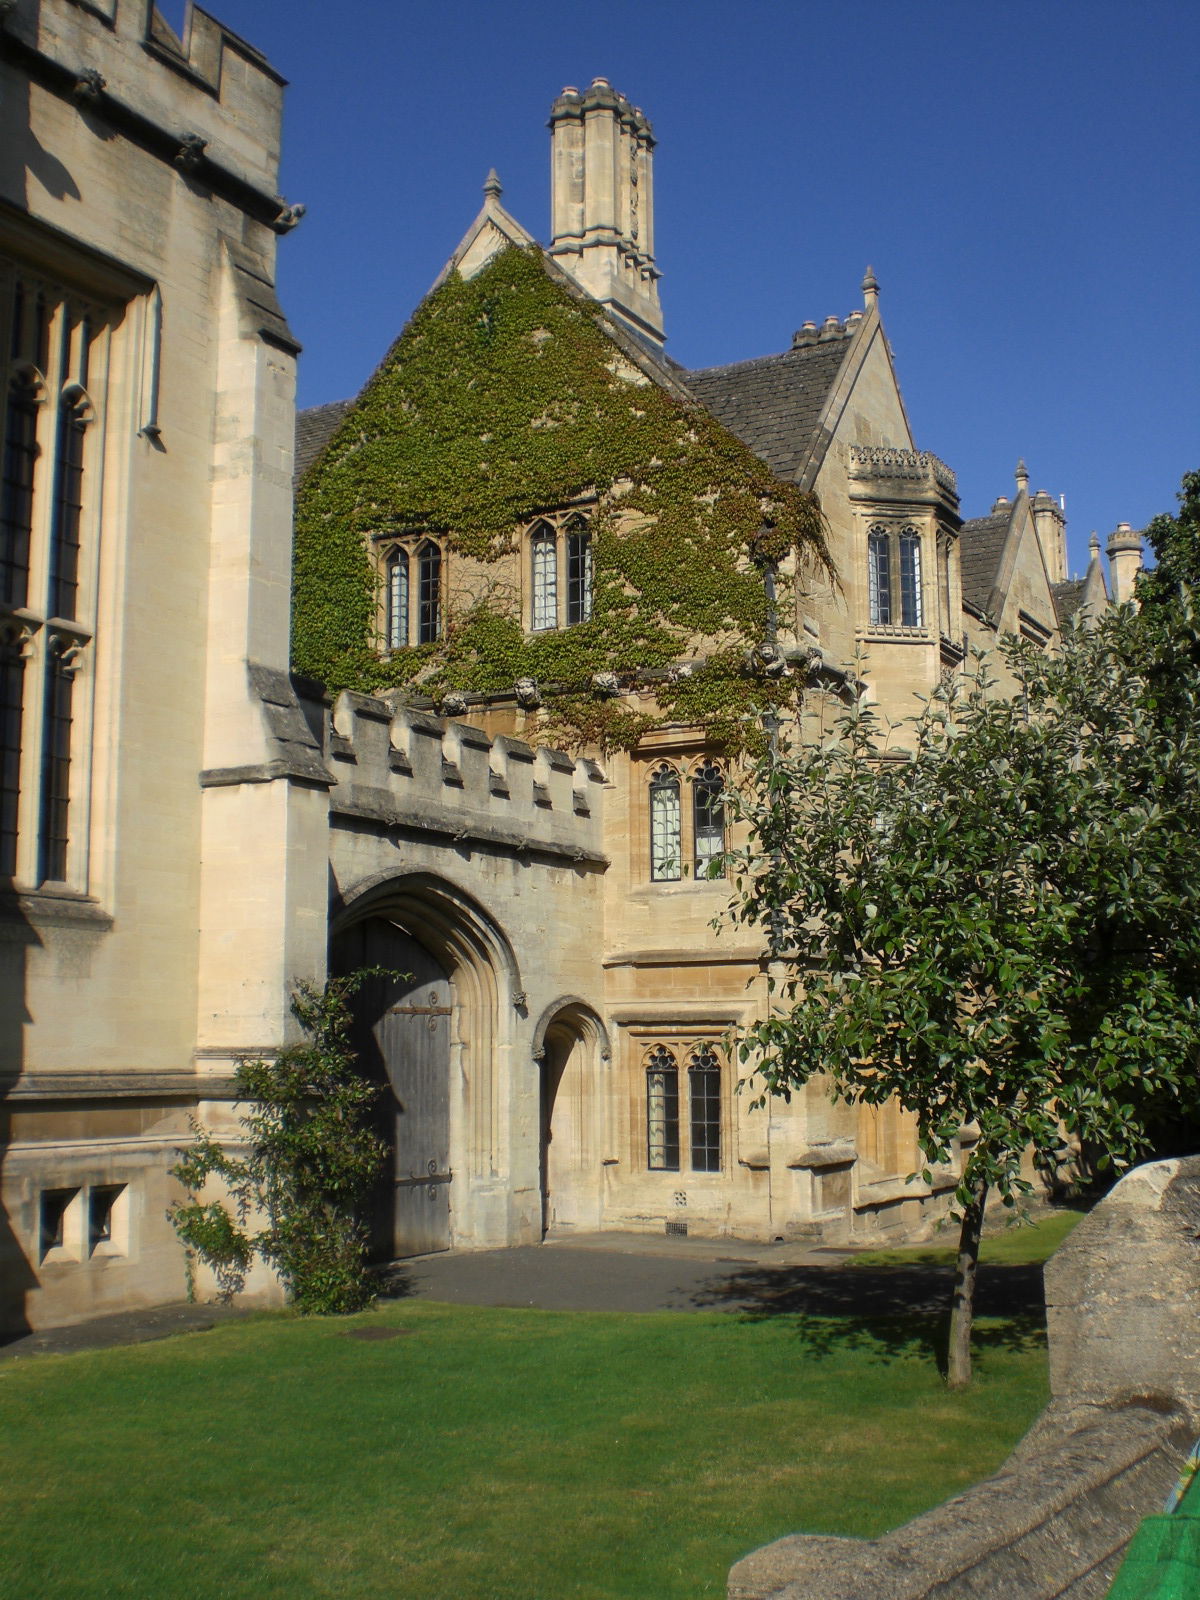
{"left": 0, "top": 1232, "right": 1047, "bottom": 1360}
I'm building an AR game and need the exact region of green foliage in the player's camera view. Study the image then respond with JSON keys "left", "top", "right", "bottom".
{"left": 292, "top": 245, "right": 830, "bottom": 751}
{"left": 169, "top": 977, "right": 388, "bottom": 1315}
{"left": 1137, "top": 468, "right": 1200, "bottom": 609}
{"left": 725, "top": 588, "right": 1200, "bottom": 1377}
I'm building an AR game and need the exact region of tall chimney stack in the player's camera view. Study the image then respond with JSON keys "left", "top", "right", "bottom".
{"left": 1106, "top": 522, "right": 1144, "bottom": 606}
{"left": 1030, "top": 488, "right": 1068, "bottom": 584}
{"left": 548, "top": 79, "right": 664, "bottom": 346}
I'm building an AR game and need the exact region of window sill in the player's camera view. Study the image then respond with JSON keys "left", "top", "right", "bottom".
{"left": 0, "top": 887, "right": 113, "bottom": 930}
{"left": 859, "top": 626, "right": 930, "bottom": 641}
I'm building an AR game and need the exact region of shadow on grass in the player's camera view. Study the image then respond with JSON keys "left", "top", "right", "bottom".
{"left": 689, "top": 1262, "right": 1047, "bottom": 1373}
{"left": 372, "top": 1262, "right": 418, "bottom": 1301}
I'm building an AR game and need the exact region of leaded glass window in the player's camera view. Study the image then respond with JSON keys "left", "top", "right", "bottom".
{"left": 38, "top": 637, "right": 74, "bottom": 883}
{"left": 692, "top": 760, "right": 725, "bottom": 877}
{"left": 0, "top": 633, "right": 25, "bottom": 877}
{"left": 530, "top": 522, "right": 557, "bottom": 630}
{"left": 1, "top": 374, "right": 38, "bottom": 609}
{"left": 646, "top": 1045, "right": 680, "bottom": 1170}
{"left": 48, "top": 391, "right": 87, "bottom": 621}
{"left": 688, "top": 1044, "right": 721, "bottom": 1172}
{"left": 649, "top": 763, "right": 681, "bottom": 881}
{"left": 565, "top": 516, "right": 592, "bottom": 625}
{"left": 0, "top": 270, "right": 105, "bottom": 893}
{"left": 387, "top": 548, "right": 409, "bottom": 650}
{"left": 417, "top": 540, "right": 441, "bottom": 644}
{"left": 899, "top": 528, "right": 923, "bottom": 627}
{"left": 868, "top": 527, "right": 891, "bottom": 625}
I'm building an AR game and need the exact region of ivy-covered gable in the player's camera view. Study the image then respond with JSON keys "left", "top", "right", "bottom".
{"left": 292, "top": 245, "right": 831, "bottom": 750}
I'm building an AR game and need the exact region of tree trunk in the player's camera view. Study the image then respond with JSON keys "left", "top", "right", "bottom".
{"left": 946, "top": 1176, "right": 989, "bottom": 1389}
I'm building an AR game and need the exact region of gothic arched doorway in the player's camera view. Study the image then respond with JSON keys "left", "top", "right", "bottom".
{"left": 538, "top": 1002, "right": 607, "bottom": 1236}
{"left": 333, "top": 916, "right": 453, "bottom": 1259}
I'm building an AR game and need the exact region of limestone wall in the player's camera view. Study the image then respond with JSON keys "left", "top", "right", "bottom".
{"left": 0, "top": 0, "right": 301, "bottom": 1330}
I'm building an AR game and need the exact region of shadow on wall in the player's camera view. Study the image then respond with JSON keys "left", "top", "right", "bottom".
{"left": 0, "top": 901, "right": 41, "bottom": 1337}
{"left": 0, "top": 4, "right": 83, "bottom": 209}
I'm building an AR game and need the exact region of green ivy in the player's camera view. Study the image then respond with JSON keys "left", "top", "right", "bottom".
{"left": 292, "top": 245, "right": 831, "bottom": 751}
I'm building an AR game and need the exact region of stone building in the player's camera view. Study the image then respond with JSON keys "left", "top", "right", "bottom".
{"left": 0, "top": 10, "right": 1139, "bottom": 1330}
{"left": 0, "top": 0, "right": 309, "bottom": 1330}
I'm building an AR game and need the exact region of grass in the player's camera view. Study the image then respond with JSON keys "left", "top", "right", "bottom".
{"left": 846, "top": 1208, "right": 1083, "bottom": 1270}
{"left": 0, "top": 1300, "right": 1050, "bottom": 1600}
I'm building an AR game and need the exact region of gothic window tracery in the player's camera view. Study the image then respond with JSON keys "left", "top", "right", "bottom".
{"left": 643, "top": 1039, "right": 725, "bottom": 1173}
{"left": 1, "top": 265, "right": 105, "bottom": 890}
{"left": 867, "top": 523, "right": 924, "bottom": 629}
{"left": 647, "top": 756, "right": 726, "bottom": 883}
{"left": 691, "top": 759, "right": 725, "bottom": 878}
{"left": 649, "top": 762, "right": 681, "bottom": 881}
{"left": 525, "top": 511, "right": 593, "bottom": 631}
{"left": 530, "top": 521, "right": 557, "bottom": 631}
{"left": 380, "top": 537, "right": 443, "bottom": 650}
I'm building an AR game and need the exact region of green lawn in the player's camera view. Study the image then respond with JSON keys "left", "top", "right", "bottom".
{"left": 846, "top": 1207, "right": 1083, "bottom": 1269}
{"left": 0, "top": 1302, "right": 1049, "bottom": 1599}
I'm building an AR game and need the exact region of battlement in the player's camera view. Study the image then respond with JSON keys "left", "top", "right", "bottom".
{"left": 325, "top": 693, "right": 608, "bottom": 867}
{"left": 847, "top": 445, "right": 958, "bottom": 495}
{"left": 3, "top": 0, "right": 290, "bottom": 207}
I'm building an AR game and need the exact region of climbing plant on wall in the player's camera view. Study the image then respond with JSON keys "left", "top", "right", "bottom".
{"left": 292, "top": 246, "right": 831, "bottom": 751}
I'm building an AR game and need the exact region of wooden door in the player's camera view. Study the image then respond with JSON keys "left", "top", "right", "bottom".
{"left": 334, "top": 918, "right": 453, "bottom": 1258}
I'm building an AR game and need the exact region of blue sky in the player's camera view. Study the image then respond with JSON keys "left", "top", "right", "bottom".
{"left": 195, "top": 0, "right": 1197, "bottom": 572}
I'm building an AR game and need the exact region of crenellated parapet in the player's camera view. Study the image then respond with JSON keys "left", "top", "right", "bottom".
{"left": 1, "top": 0, "right": 298, "bottom": 229}
{"left": 324, "top": 692, "right": 608, "bottom": 867}
{"left": 847, "top": 444, "right": 961, "bottom": 520}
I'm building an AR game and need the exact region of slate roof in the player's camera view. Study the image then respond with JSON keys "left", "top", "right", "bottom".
{"left": 958, "top": 508, "right": 1014, "bottom": 616}
{"left": 1051, "top": 579, "right": 1090, "bottom": 624}
{"left": 685, "top": 335, "right": 853, "bottom": 481}
{"left": 294, "top": 399, "right": 354, "bottom": 487}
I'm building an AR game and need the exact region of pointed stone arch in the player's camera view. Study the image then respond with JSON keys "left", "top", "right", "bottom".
{"left": 331, "top": 871, "right": 526, "bottom": 1252}
{"left": 532, "top": 996, "right": 611, "bottom": 1237}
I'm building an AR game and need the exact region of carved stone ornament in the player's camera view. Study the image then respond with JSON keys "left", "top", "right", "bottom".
{"left": 73, "top": 69, "right": 106, "bottom": 105}
{"left": 439, "top": 691, "right": 468, "bottom": 717}
{"left": 666, "top": 661, "right": 693, "bottom": 683}
{"left": 514, "top": 677, "right": 542, "bottom": 710}
{"left": 0, "top": 619, "right": 36, "bottom": 660}
{"left": 174, "top": 133, "right": 208, "bottom": 172}
{"left": 591, "top": 670, "right": 620, "bottom": 698}
{"left": 273, "top": 201, "right": 307, "bottom": 233}
{"left": 50, "top": 636, "right": 87, "bottom": 677}
{"left": 750, "top": 642, "right": 788, "bottom": 677}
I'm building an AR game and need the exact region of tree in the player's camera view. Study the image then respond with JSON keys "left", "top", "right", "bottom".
{"left": 169, "top": 976, "right": 388, "bottom": 1314}
{"left": 725, "top": 583, "right": 1200, "bottom": 1385}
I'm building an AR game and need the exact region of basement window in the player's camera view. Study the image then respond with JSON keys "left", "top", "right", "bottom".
{"left": 39, "top": 1187, "right": 82, "bottom": 1262}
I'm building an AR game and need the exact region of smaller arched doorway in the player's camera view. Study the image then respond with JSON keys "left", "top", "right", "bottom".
{"left": 537, "top": 1002, "right": 608, "bottom": 1237}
